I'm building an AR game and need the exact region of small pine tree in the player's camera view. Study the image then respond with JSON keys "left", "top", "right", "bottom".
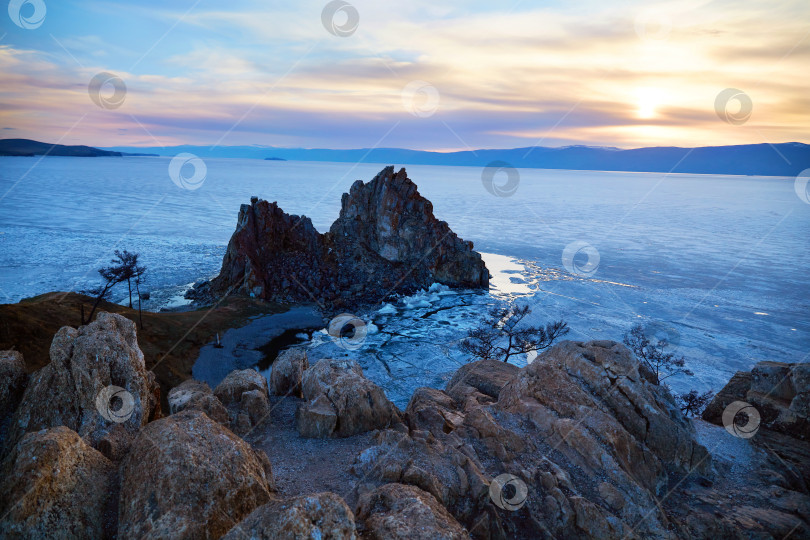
{"left": 622, "top": 324, "right": 693, "bottom": 384}
{"left": 460, "top": 304, "right": 569, "bottom": 362}
{"left": 677, "top": 389, "right": 714, "bottom": 416}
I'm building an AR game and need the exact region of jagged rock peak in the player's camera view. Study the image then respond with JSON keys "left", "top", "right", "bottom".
{"left": 205, "top": 166, "right": 489, "bottom": 307}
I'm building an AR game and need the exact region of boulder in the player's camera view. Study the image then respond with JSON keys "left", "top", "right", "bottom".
{"left": 703, "top": 361, "right": 809, "bottom": 440}
{"left": 0, "top": 426, "right": 114, "bottom": 539}
{"left": 223, "top": 492, "right": 356, "bottom": 539}
{"left": 208, "top": 166, "right": 488, "bottom": 306}
{"left": 701, "top": 370, "right": 753, "bottom": 425}
{"left": 0, "top": 351, "right": 27, "bottom": 432}
{"left": 118, "top": 409, "right": 274, "bottom": 539}
{"left": 445, "top": 359, "right": 518, "bottom": 410}
{"left": 5, "top": 312, "right": 159, "bottom": 457}
{"left": 354, "top": 340, "right": 719, "bottom": 538}
{"left": 297, "top": 358, "right": 400, "bottom": 438}
{"left": 214, "top": 369, "right": 271, "bottom": 436}
{"left": 167, "top": 379, "right": 229, "bottom": 424}
{"left": 270, "top": 348, "right": 309, "bottom": 398}
{"left": 356, "top": 483, "right": 468, "bottom": 540}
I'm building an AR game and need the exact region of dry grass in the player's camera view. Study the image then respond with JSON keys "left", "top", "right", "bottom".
{"left": 0, "top": 292, "right": 287, "bottom": 397}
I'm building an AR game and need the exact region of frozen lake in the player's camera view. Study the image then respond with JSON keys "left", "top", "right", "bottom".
{"left": 1, "top": 156, "right": 807, "bottom": 400}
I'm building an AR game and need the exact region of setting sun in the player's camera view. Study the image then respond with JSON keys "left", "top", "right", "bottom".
{"left": 636, "top": 88, "right": 660, "bottom": 119}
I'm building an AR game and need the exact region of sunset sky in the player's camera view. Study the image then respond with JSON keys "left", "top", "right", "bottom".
{"left": 1, "top": 0, "right": 808, "bottom": 151}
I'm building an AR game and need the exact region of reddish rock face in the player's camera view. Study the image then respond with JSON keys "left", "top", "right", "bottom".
{"left": 208, "top": 166, "right": 489, "bottom": 306}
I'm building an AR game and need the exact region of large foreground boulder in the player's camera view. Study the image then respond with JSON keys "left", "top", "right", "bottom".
{"left": 118, "top": 409, "right": 274, "bottom": 539}
{"left": 0, "top": 426, "right": 114, "bottom": 539}
{"left": 354, "top": 341, "right": 716, "bottom": 538}
{"left": 207, "top": 166, "right": 488, "bottom": 306}
{"left": 4, "top": 312, "right": 159, "bottom": 458}
{"left": 297, "top": 358, "right": 400, "bottom": 438}
{"left": 355, "top": 483, "right": 469, "bottom": 540}
{"left": 223, "top": 492, "right": 356, "bottom": 539}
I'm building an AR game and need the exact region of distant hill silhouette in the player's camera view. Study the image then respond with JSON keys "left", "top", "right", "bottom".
{"left": 0, "top": 139, "right": 156, "bottom": 158}
{"left": 102, "top": 142, "right": 810, "bottom": 177}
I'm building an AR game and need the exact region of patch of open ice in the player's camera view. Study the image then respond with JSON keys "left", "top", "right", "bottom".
{"left": 377, "top": 303, "right": 397, "bottom": 314}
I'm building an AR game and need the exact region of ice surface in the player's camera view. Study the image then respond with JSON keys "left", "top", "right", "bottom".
{"left": 1, "top": 157, "right": 808, "bottom": 404}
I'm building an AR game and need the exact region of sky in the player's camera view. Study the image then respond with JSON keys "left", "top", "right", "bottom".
{"left": 1, "top": 0, "right": 808, "bottom": 151}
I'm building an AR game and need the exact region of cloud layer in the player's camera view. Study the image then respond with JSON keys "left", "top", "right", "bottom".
{"left": 1, "top": 0, "right": 808, "bottom": 150}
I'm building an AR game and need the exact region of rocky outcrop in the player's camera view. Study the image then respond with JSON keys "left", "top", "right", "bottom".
{"left": 4, "top": 312, "right": 159, "bottom": 458}
{"left": 118, "top": 409, "right": 274, "bottom": 539}
{"left": 702, "top": 360, "right": 810, "bottom": 498}
{"left": 167, "top": 379, "right": 229, "bottom": 425}
{"left": 0, "top": 426, "right": 114, "bottom": 539}
{"left": 355, "top": 483, "right": 469, "bottom": 540}
{"left": 703, "top": 361, "right": 809, "bottom": 440}
{"left": 297, "top": 358, "right": 401, "bottom": 438}
{"left": 328, "top": 166, "right": 490, "bottom": 298}
{"left": 206, "top": 166, "right": 488, "bottom": 306}
{"left": 353, "top": 340, "right": 718, "bottom": 538}
{"left": 270, "top": 348, "right": 309, "bottom": 398}
{"left": 0, "top": 351, "right": 27, "bottom": 436}
{"left": 223, "top": 492, "right": 356, "bottom": 539}
{"left": 214, "top": 369, "right": 272, "bottom": 436}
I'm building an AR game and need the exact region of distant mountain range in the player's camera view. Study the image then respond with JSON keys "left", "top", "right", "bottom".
{"left": 3, "top": 138, "right": 808, "bottom": 176}
{"left": 0, "top": 139, "right": 156, "bottom": 157}
{"left": 103, "top": 141, "right": 809, "bottom": 177}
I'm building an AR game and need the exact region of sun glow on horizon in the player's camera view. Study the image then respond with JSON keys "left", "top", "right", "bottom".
{"left": 636, "top": 88, "right": 661, "bottom": 120}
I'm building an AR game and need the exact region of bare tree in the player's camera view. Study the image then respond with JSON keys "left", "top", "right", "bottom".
{"left": 677, "top": 389, "right": 714, "bottom": 416}
{"left": 622, "top": 324, "right": 693, "bottom": 384}
{"left": 83, "top": 263, "right": 125, "bottom": 324}
{"left": 112, "top": 250, "right": 145, "bottom": 309}
{"left": 133, "top": 260, "right": 147, "bottom": 329}
{"left": 82, "top": 250, "right": 147, "bottom": 324}
{"left": 460, "top": 304, "right": 569, "bottom": 362}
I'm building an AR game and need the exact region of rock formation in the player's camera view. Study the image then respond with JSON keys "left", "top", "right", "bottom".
{"left": 702, "top": 360, "right": 810, "bottom": 500}
{"left": 118, "top": 409, "right": 274, "bottom": 539}
{"left": 167, "top": 379, "right": 229, "bottom": 425}
{"left": 0, "top": 426, "right": 115, "bottom": 539}
{"left": 296, "top": 358, "right": 401, "bottom": 438}
{"left": 4, "top": 312, "right": 160, "bottom": 458}
{"left": 270, "top": 348, "right": 309, "bottom": 398}
{"left": 214, "top": 368, "right": 272, "bottom": 436}
{"left": 222, "top": 492, "right": 356, "bottom": 539}
{"left": 354, "top": 341, "right": 716, "bottom": 538}
{"left": 205, "top": 166, "right": 489, "bottom": 306}
{"left": 355, "top": 483, "right": 469, "bottom": 540}
{"left": 0, "top": 351, "right": 27, "bottom": 437}
{"left": 703, "top": 360, "right": 809, "bottom": 440}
